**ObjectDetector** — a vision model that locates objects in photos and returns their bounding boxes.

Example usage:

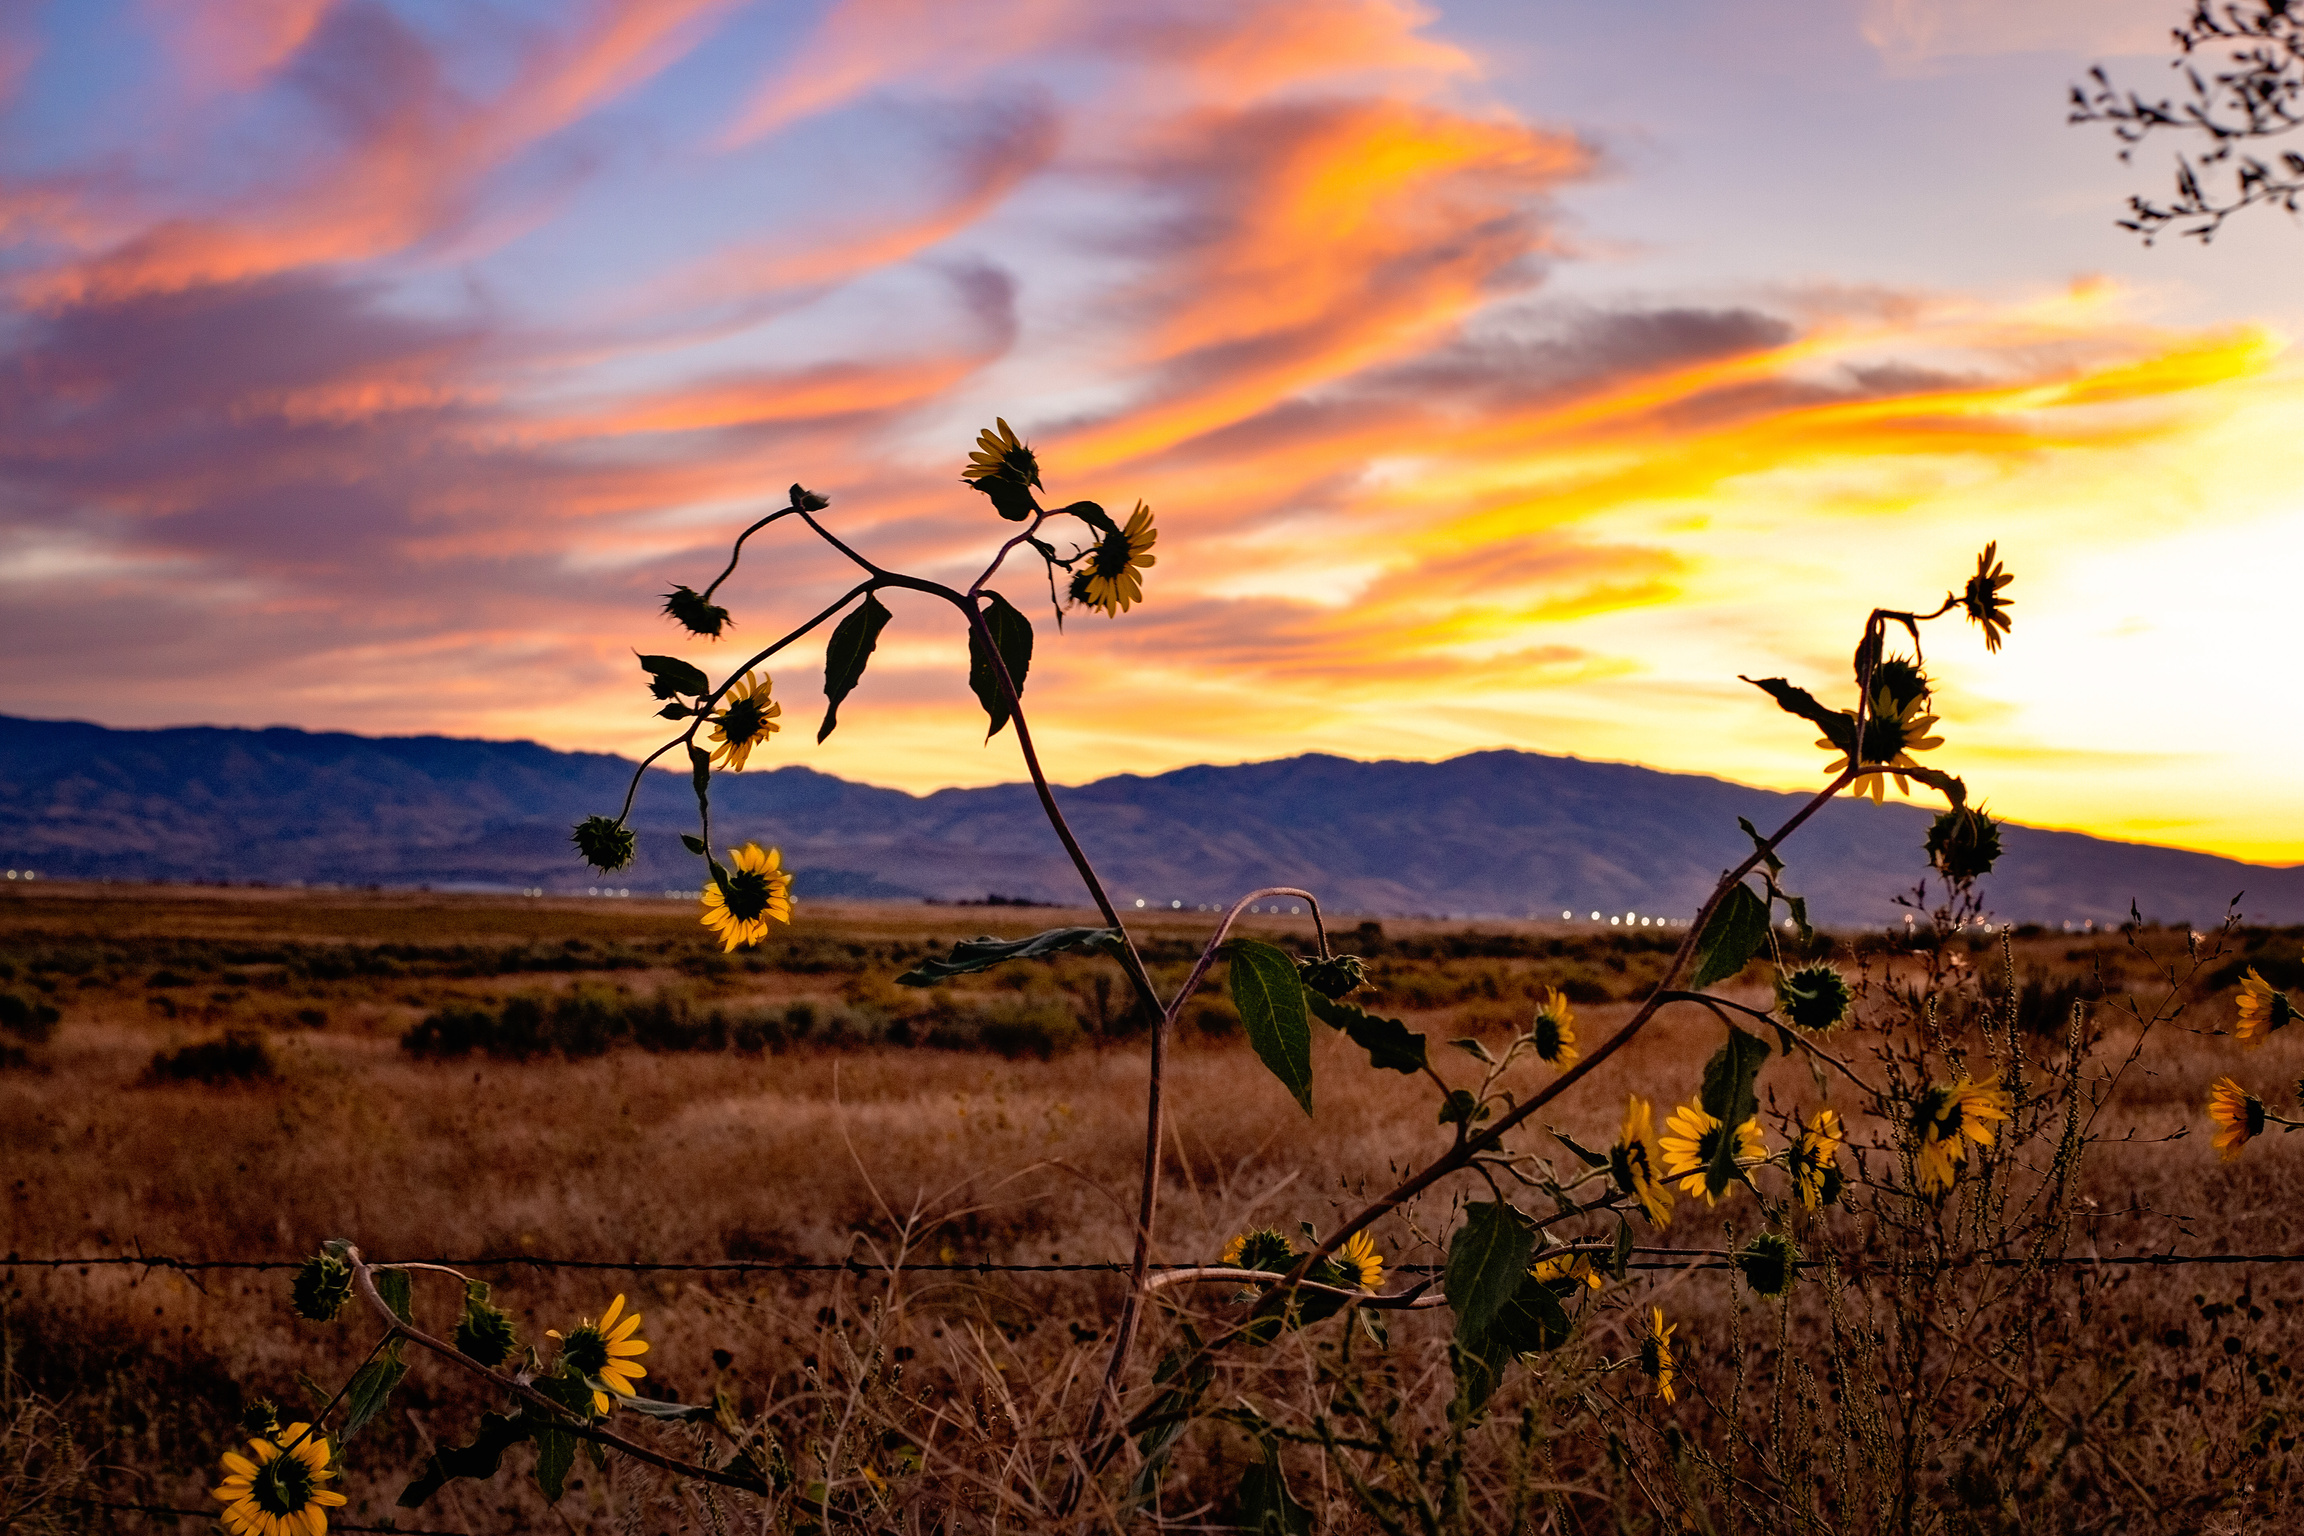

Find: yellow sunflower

[1074,502,1157,617]
[1333,1230,1384,1291]
[2208,1076,2266,1162]
[962,416,1039,488]
[1961,541,2014,653]
[547,1292,650,1415]
[699,842,793,951]
[1610,1095,1676,1228]
[1638,1307,1677,1403]
[2235,968,2296,1046]
[1659,1101,1767,1205]
[1820,687,1945,803]
[1909,1076,2011,1194]
[706,671,781,771]
[212,1422,348,1536]
[1789,1107,1844,1210]
[1532,985,1577,1069]
[1531,1250,1604,1290]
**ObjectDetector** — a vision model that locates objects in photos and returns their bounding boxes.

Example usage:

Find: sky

[3,0,2301,865]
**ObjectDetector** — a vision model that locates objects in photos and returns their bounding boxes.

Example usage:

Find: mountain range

[2,714,2298,926]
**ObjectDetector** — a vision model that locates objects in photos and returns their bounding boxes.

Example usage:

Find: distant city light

[1171,899,1182,908]
[4,870,35,880]
[1134,898,1146,908]
[1610,916,1620,925]
[1590,911,1601,921]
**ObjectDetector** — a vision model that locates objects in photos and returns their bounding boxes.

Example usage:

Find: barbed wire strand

[65,1497,465,1533]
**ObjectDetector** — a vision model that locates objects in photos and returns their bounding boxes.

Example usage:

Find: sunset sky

[4,0,2301,864]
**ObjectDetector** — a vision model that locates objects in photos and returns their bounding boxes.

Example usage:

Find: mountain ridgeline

[2,714,2298,926]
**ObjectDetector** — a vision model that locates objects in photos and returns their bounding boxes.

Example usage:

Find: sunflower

[2208,1077,2266,1161]
[1074,502,1157,617]
[2235,968,2296,1046]
[1531,1250,1604,1290]
[1331,1231,1384,1291]
[699,842,793,951]
[1961,542,2014,653]
[1819,687,1945,803]
[212,1422,348,1536]
[1659,1101,1767,1205]
[962,417,1040,489]
[1220,1228,1295,1272]
[706,671,781,771]
[1531,985,1577,1068]
[1775,964,1853,1034]
[548,1293,650,1415]
[1909,1076,2011,1194]
[1610,1095,1676,1227]
[1789,1108,1844,1210]
[1638,1307,1677,1403]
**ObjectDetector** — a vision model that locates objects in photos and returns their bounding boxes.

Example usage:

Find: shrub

[144,1031,275,1085]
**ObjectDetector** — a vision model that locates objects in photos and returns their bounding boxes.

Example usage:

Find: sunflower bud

[291,1254,352,1322]
[1866,656,1929,714]
[661,585,731,640]
[455,1286,519,1368]
[1735,1232,1800,1298]
[1925,806,2002,883]
[1299,954,1368,999]
[240,1398,281,1437]
[572,816,636,874]
[789,484,830,512]
[1775,963,1853,1033]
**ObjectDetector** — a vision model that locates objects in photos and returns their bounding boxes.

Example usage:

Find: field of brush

[5,883,2304,1533]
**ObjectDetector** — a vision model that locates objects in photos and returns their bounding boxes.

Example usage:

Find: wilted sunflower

[699,842,793,951]
[1909,1076,2011,1194]
[1075,502,1157,617]
[1820,687,1945,803]
[212,1422,348,1536]
[2236,968,2296,1046]
[2208,1077,2266,1161]
[1961,542,2014,652]
[1531,985,1578,1068]
[1659,1101,1767,1205]
[706,671,781,771]
[1638,1307,1677,1403]
[1789,1107,1844,1210]
[1331,1231,1384,1291]
[548,1293,650,1415]
[1610,1095,1676,1227]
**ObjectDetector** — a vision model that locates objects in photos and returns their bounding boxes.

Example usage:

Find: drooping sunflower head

[1220,1228,1296,1273]
[661,584,731,639]
[571,814,637,874]
[2235,968,2296,1046]
[1298,953,1368,1000]
[212,1422,346,1536]
[1532,985,1578,1068]
[1790,1107,1845,1210]
[1077,502,1157,617]
[2208,1076,2267,1161]
[1775,964,1853,1034]
[1610,1095,1675,1227]
[1961,542,2015,653]
[290,1253,352,1323]
[1925,805,2003,884]
[1735,1232,1801,1299]
[1638,1307,1677,1403]
[707,672,782,772]
[546,1293,650,1415]
[1659,1101,1766,1205]
[1327,1231,1384,1291]
[700,842,794,952]
[1909,1076,2012,1193]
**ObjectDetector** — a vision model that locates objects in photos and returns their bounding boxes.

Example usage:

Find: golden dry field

[5,883,2304,1533]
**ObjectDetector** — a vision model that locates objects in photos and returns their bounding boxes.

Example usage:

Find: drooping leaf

[1444,1201,1535,1344]
[1690,882,1771,990]
[1551,1128,1611,1169]
[1226,939,1313,1116]
[1451,1270,1569,1414]
[1448,1037,1497,1065]
[533,1426,574,1503]
[1306,991,1427,1074]
[1437,1088,1483,1126]
[817,594,892,743]
[1742,675,1850,750]
[895,927,1123,986]
[639,654,712,700]
[611,1393,720,1423]
[1610,1217,1634,1281]
[680,833,707,856]
[374,1268,413,1326]
[399,1412,534,1508]
[968,475,1038,521]
[339,1351,407,1444]
[1050,499,1119,537]
[1699,1022,1770,1129]
[1736,815,1783,876]
[966,592,1035,738]
[1896,763,1968,808]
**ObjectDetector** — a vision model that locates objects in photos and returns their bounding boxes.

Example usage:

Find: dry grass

[4,884,2303,1532]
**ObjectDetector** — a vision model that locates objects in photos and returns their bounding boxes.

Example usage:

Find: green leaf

[968,475,1038,521]
[1452,1271,1569,1414]
[1050,499,1119,537]
[1227,939,1314,1116]
[1897,763,1968,808]
[1610,1217,1634,1281]
[1126,1333,1213,1513]
[1444,1202,1535,1344]
[611,1393,719,1423]
[399,1412,533,1508]
[1736,815,1783,876]
[1437,1088,1483,1126]
[1449,1037,1496,1065]
[1691,883,1771,989]
[529,1374,593,1418]
[1551,1128,1610,1169]
[339,1351,408,1444]
[1306,992,1426,1073]
[680,833,707,856]
[894,927,1122,986]
[966,592,1035,737]
[1784,892,1813,946]
[817,594,892,743]
[374,1268,413,1326]
[1236,1445,1314,1536]
[639,654,711,700]
[1742,675,1850,750]
[657,702,689,719]
[1699,1022,1770,1129]
[533,1426,574,1503]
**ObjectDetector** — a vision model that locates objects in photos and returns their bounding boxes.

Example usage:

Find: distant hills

[1,714,2298,926]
